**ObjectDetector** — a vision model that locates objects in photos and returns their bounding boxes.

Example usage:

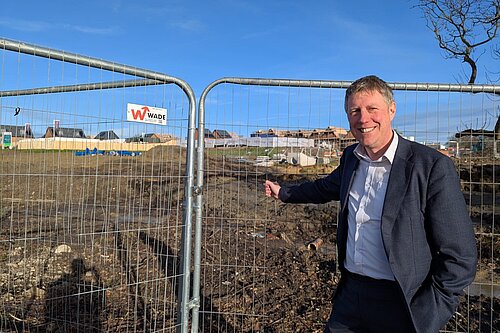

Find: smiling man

[345,80,395,161]
[264,75,477,333]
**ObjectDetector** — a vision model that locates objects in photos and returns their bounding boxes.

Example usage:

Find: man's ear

[389,101,396,120]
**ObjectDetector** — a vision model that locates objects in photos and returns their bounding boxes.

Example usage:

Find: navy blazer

[280,135,477,333]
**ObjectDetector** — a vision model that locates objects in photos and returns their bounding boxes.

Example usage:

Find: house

[212,129,232,139]
[251,128,286,138]
[155,133,177,143]
[0,124,34,146]
[0,124,34,139]
[195,128,215,140]
[125,133,161,143]
[94,130,119,140]
[44,127,86,139]
[340,131,357,149]
[252,126,355,150]
[455,128,495,139]
[310,126,347,140]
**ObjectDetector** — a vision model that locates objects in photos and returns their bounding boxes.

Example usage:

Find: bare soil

[0,148,498,332]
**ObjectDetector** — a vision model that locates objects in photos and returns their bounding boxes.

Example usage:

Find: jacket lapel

[340,148,359,210]
[381,137,414,256]
[337,146,360,267]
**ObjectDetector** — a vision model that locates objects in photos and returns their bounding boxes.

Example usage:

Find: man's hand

[264,180,281,199]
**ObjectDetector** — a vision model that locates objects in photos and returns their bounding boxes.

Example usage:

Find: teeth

[360,127,374,133]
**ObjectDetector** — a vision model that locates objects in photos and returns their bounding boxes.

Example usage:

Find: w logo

[130,106,149,120]
[127,103,166,125]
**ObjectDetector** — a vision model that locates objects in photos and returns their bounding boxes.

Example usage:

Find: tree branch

[418,0,500,84]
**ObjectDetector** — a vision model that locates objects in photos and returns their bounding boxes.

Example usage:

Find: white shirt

[344,133,399,281]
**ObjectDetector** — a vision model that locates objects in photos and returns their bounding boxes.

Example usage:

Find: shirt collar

[354,131,399,164]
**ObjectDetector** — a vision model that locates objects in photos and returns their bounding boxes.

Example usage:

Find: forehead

[347,89,386,106]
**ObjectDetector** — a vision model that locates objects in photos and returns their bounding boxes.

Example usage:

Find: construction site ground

[0,147,498,332]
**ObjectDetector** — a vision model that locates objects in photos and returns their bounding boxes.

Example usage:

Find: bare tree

[418,0,500,84]
[489,43,500,83]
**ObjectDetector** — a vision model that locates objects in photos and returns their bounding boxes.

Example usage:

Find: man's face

[346,90,395,159]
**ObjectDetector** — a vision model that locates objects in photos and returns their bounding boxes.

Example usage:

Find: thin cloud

[329,13,387,39]
[126,2,184,17]
[64,24,119,35]
[217,0,261,14]
[171,19,205,32]
[108,2,203,33]
[327,13,416,56]
[0,17,50,32]
[241,26,284,40]
[111,0,123,13]
[0,17,117,35]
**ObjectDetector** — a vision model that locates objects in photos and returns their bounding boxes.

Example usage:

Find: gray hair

[344,75,394,112]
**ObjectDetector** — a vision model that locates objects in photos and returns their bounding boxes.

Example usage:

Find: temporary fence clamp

[192,186,202,196]
[187,297,200,309]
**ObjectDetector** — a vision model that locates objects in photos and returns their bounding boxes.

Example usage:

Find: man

[264,75,477,333]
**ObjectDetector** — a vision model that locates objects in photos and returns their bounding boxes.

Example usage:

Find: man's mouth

[359,127,375,133]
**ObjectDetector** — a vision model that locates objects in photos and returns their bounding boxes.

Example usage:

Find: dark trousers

[324,271,415,333]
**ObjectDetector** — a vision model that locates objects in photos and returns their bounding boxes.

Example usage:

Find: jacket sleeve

[409,155,477,333]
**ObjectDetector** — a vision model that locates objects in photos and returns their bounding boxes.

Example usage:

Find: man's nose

[358,109,370,123]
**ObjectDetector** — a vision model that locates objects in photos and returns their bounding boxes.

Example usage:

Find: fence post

[0,37,198,333]
[192,76,499,333]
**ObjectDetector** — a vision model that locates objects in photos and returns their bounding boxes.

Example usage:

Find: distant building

[44,127,86,139]
[94,130,119,140]
[0,124,34,139]
[228,131,239,139]
[212,129,232,139]
[425,143,444,150]
[155,133,177,143]
[310,126,347,140]
[340,131,357,150]
[252,126,355,150]
[203,136,315,149]
[251,129,280,138]
[125,133,161,143]
[195,128,215,140]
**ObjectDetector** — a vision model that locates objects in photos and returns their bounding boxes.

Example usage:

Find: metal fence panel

[0,38,197,333]
[195,78,499,333]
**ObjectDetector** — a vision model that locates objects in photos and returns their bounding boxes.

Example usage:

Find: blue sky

[0,1,498,142]
[2,0,497,95]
